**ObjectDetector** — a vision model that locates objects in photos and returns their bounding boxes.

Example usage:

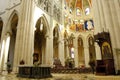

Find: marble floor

[0,73,120,80]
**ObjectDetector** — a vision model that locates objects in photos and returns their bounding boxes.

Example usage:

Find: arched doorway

[34,17,47,65]
[88,36,96,61]
[7,13,18,70]
[53,24,59,59]
[78,36,84,67]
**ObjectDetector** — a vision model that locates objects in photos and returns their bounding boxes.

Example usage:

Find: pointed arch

[77,34,84,46]
[4,10,19,72]
[53,23,60,59]
[77,34,85,67]
[41,14,50,36]
[6,10,19,35]
[78,35,84,47]
[87,34,96,63]
[53,23,59,38]
[34,14,50,64]
[8,10,19,23]
[35,14,50,37]
[86,34,93,46]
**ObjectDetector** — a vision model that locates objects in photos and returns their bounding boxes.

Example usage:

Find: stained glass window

[76,8,81,16]
[85,7,90,15]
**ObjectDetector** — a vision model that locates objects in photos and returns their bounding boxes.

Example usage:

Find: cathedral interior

[0,0,120,80]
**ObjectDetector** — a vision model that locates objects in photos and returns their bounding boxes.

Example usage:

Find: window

[76,8,81,16]
[85,7,90,15]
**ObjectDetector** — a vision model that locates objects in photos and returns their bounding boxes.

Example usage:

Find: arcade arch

[2,11,19,71]
[53,24,59,59]
[88,36,96,61]
[34,16,49,64]
[77,35,85,67]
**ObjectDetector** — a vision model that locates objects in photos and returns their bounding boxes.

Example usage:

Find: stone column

[113,0,120,73]
[26,0,35,65]
[108,0,120,74]
[101,0,118,74]
[59,42,64,66]
[92,0,103,34]
[108,0,120,48]
[92,0,104,61]
[73,37,78,67]
[49,36,53,66]
[2,33,10,74]
[45,36,51,65]
[22,0,35,65]
[58,37,65,66]
[0,40,5,72]
[84,46,90,67]
[62,41,65,66]
[66,42,70,58]
[0,20,9,73]
[13,0,35,72]
[12,19,23,72]
[113,0,120,29]
[101,0,116,45]
[97,0,106,32]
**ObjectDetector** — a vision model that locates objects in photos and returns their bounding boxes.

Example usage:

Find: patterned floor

[0,73,120,80]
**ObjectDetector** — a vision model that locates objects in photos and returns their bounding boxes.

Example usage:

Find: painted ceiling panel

[76,0,82,9]
[67,0,92,10]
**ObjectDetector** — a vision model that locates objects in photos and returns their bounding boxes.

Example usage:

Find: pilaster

[2,33,10,71]
[92,0,102,34]
[113,0,120,29]
[109,0,120,73]
[46,35,53,66]
[0,40,5,72]
[73,37,78,67]
[108,0,120,48]
[98,0,106,31]
[58,37,65,66]
[101,0,118,74]
[84,46,90,67]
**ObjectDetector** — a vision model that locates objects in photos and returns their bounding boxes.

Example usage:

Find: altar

[17,65,52,78]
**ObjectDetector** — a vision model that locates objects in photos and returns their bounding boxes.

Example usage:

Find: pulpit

[94,32,115,75]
